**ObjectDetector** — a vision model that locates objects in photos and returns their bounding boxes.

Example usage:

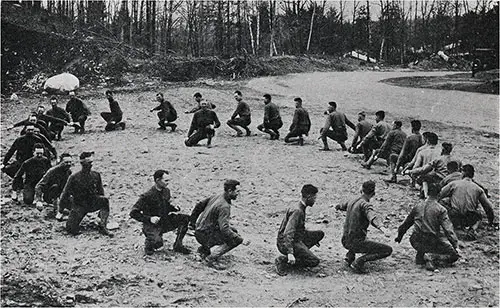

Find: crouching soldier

[60,152,113,237]
[275,184,324,276]
[34,153,73,219]
[150,93,177,131]
[12,143,52,205]
[190,180,243,268]
[396,183,460,271]
[130,170,191,255]
[185,101,221,148]
[336,181,392,274]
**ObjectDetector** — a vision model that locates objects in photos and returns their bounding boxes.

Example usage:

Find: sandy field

[1,70,498,307]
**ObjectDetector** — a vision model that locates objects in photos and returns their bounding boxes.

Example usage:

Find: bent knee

[383,246,393,256]
[230,235,244,248]
[306,256,320,267]
[317,230,325,241]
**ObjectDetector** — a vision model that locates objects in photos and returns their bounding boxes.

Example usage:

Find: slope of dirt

[1,71,498,307]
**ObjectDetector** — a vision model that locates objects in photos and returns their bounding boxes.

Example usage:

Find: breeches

[143,213,189,249]
[409,232,458,261]
[185,128,215,146]
[277,230,324,267]
[323,129,347,142]
[66,196,110,234]
[101,112,122,123]
[227,117,251,127]
[195,227,243,249]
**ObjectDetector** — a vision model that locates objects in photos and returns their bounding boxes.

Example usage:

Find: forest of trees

[14,0,500,64]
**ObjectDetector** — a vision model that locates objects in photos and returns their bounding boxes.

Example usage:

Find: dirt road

[1,71,498,307]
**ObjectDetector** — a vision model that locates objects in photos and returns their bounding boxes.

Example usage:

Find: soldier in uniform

[60,152,113,237]
[284,98,311,146]
[130,170,191,255]
[227,90,251,137]
[150,93,177,131]
[185,101,221,148]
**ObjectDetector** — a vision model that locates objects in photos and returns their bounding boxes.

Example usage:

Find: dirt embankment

[3,2,465,96]
[381,70,500,95]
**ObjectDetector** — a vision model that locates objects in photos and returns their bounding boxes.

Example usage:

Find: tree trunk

[216,1,224,56]
[145,0,150,51]
[256,1,260,53]
[269,0,276,56]
[339,0,344,52]
[247,4,256,55]
[401,0,405,64]
[199,1,205,56]
[237,0,242,52]
[152,0,156,54]
[306,3,315,52]
[139,0,144,37]
[379,37,385,61]
[353,0,358,24]
[226,1,231,56]
[366,0,371,60]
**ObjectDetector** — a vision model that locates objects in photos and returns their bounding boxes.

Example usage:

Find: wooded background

[11,0,500,64]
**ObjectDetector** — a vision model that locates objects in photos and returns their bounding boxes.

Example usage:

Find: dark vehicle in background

[471,48,499,77]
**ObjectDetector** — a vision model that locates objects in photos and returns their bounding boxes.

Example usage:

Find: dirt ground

[1,70,498,307]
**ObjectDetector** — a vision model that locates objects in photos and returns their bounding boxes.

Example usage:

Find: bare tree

[353,0,359,23]
[306,1,316,52]
[256,0,261,53]
[269,0,277,56]
[366,0,371,59]
[247,2,256,54]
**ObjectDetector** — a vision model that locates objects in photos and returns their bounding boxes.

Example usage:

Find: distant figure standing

[185,92,216,114]
[471,58,481,77]
[257,94,283,140]
[66,91,91,133]
[12,143,52,205]
[130,170,191,255]
[396,183,460,271]
[101,90,125,131]
[319,101,356,151]
[150,92,177,131]
[46,96,71,140]
[336,181,392,274]
[275,184,324,276]
[60,152,113,237]
[190,180,244,268]
[227,90,251,137]
[185,101,221,148]
[284,97,311,146]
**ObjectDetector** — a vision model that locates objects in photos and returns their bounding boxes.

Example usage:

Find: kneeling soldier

[396,183,460,271]
[275,184,324,276]
[190,180,244,267]
[336,181,392,273]
[130,170,191,255]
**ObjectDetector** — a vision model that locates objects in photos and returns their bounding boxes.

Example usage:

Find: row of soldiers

[1,89,497,275]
